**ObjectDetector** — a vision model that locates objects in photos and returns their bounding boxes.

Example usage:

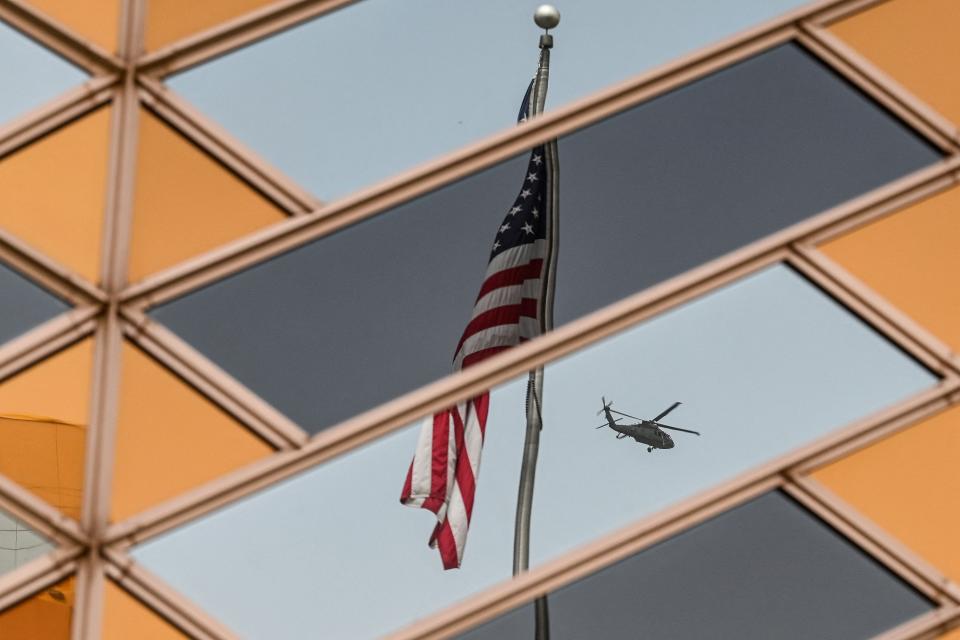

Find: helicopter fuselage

[604,409,674,450]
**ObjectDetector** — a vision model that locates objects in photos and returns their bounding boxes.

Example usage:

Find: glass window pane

[0,339,93,519]
[459,492,931,640]
[819,185,960,352]
[129,110,287,282]
[0,262,68,347]
[0,20,86,126]
[830,0,960,125]
[23,0,120,53]
[153,44,941,433]
[0,576,73,639]
[0,107,112,283]
[170,1,812,200]
[102,580,186,640]
[0,508,54,576]
[144,0,277,51]
[133,265,936,639]
[111,341,274,522]
[813,404,960,583]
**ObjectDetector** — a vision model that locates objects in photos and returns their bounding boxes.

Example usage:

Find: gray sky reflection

[169,0,807,199]
[133,265,936,639]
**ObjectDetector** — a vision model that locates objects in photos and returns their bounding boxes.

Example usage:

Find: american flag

[400,82,552,569]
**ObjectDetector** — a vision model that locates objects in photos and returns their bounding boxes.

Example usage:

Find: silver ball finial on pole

[534,5,559,48]
[534,4,560,30]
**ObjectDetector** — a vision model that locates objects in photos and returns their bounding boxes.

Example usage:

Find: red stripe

[399,461,413,503]
[432,520,460,570]
[450,407,476,519]
[461,346,510,369]
[474,259,543,302]
[454,298,539,363]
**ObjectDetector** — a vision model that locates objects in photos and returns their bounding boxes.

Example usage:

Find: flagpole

[513,6,560,639]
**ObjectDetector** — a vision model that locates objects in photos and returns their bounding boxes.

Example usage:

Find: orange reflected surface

[111,342,273,521]
[819,186,960,351]
[25,0,119,53]
[128,110,286,282]
[0,576,73,639]
[0,108,111,283]
[145,0,277,50]
[0,340,92,519]
[813,405,960,581]
[103,580,186,639]
[830,0,960,124]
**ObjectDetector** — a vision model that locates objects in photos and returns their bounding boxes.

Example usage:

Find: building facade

[0,0,957,637]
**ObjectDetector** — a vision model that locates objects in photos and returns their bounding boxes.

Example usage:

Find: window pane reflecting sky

[0,21,86,126]
[169,0,810,199]
[153,43,940,434]
[134,265,937,639]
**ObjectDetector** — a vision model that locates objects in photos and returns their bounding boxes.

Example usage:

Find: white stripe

[404,413,437,506]
[470,276,541,319]
[452,325,520,371]
[484,239,547,278]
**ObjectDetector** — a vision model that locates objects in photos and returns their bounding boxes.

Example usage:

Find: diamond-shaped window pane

[0,20,87,127]
[134,265,937,639]
[153,44,941,435]
[0,262,68,347]
[169,0,813,200]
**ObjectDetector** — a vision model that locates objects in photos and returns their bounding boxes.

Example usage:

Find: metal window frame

[0,0,956,638]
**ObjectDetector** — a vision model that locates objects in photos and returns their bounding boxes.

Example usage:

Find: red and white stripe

[400,239,547,569]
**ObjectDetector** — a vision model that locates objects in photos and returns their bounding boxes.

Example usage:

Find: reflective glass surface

[0,20,86,126]
[111,342,273,522]
[0,509,54,576]
[170,0,811,199]
[819,185,960,352]
[459,492,931,640]
[0,339,93,519]
[102,580,186,640]
[25,0,119,53]
[0,262,68,347]
[0,107,112,282]
[830,0,960,126]
[128,110,287,282]
[145,0,276,51]
[0,576,73,638]
[154,44,941,433]
[814,404,960,583]
[134,265,936,639]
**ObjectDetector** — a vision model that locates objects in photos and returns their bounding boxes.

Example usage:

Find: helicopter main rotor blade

[608,408,645,422]
[652,401,682,422]
[658,423,700,436]
[594,418,622,429]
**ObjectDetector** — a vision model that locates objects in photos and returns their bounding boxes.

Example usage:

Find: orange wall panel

[0,340,92,519]
[0,577,73,639]
[26,0,120,53]
[144,0,277,50]
[813,405,960,581]
[819,186,960,351]
[830,0,960,124]
[0,108,111,283]
[102,581,186,640]
[111,342,273,521]
[128,110,286,281]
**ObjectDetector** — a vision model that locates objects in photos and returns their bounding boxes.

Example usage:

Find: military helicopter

[594,398,700,452]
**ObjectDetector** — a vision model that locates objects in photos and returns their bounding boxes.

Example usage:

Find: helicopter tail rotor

[597,396,613,416]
